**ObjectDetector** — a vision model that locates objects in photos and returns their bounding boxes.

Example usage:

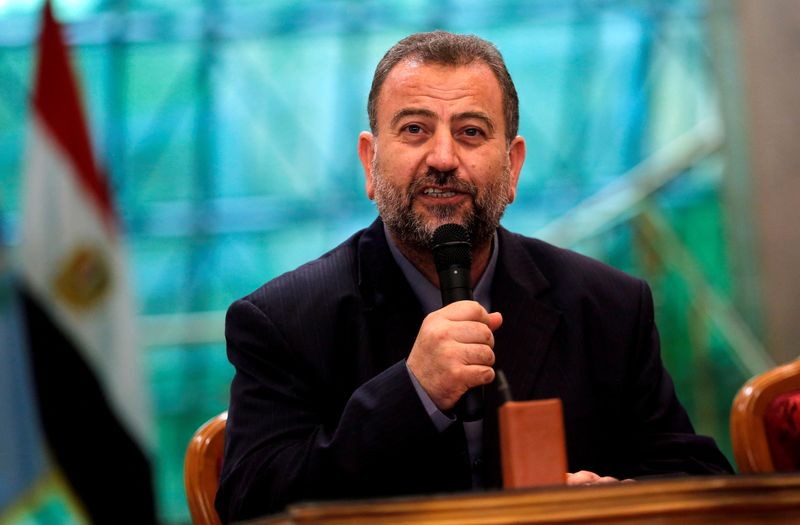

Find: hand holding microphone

[406,224,501,421]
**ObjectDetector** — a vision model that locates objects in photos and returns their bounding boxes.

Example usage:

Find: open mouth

[422,187,460,198]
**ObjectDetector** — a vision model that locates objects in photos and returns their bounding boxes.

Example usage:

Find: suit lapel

[483,228,562,487]
[357,219,425,373]
[491,228,561,401]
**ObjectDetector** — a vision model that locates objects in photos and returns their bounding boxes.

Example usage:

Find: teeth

[423,188,456,198]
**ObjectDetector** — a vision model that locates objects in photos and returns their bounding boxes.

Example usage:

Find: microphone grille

[432,223,472,272]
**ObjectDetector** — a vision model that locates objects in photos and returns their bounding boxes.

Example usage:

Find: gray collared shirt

[384,224,499,488]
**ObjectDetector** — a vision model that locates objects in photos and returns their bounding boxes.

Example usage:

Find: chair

[185,411,227,525]
[730,359,800,473]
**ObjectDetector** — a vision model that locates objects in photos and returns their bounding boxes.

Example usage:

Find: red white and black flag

[17,2,156,523]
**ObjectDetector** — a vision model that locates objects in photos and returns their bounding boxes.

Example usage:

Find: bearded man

[216,31,732,524]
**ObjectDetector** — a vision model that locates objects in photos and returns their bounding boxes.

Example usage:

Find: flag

[0,265,86,524]
[15,2,157,523]
[0,264,48,516]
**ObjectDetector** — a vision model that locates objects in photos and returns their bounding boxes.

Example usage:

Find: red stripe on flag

[32,1,116,229]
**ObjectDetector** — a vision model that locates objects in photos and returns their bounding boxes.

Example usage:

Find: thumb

[487,311,503,331]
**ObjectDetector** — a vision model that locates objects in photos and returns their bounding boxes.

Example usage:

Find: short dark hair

[367,30,519,144]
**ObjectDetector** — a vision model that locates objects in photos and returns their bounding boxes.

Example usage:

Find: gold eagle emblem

[53,245,112,310]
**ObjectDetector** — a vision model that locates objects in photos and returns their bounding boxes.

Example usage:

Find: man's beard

[371,157,512,252]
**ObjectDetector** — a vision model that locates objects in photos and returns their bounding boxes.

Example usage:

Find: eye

[404,124,423,134]
[463,127,483,137]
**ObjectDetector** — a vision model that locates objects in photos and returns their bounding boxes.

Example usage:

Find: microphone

[432,223,484,421]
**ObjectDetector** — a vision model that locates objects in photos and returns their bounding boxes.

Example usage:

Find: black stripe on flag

[20,285,157,525]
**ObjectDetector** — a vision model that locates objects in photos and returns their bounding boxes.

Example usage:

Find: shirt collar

[383,223,498,315]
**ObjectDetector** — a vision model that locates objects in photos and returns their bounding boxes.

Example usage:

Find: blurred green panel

[148,343,233,524]
[0,47,33,219]
[125,45,208,203]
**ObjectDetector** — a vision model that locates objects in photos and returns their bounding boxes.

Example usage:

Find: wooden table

[252,474,800,524]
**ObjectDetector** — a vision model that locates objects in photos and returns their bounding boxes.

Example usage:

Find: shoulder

[499,228,649,310]
[232,227,367,321]
[503,229,642,282]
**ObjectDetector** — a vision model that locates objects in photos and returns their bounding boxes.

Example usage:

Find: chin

[418,204,471,229]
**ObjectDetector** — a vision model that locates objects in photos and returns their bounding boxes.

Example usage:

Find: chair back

[731,359,800,473]
[185,411,227,525]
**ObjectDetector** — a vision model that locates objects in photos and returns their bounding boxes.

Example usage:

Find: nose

[426,129,459,173]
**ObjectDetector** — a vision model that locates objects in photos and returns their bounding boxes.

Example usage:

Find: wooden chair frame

[730,359,800,473]
[185,411,227,525]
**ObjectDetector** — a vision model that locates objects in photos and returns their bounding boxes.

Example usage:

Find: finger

[444,303,503,334]
[595,476,620,484]
[440,300,490,322]
[487,311,503,331]
[566,474,583,486]
[567,471,600,485]
[449,321,495,347]
[462,344,495,366]
[463,364,495,388]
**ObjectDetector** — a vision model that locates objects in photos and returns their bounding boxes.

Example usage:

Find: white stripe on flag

[19,115,151,451]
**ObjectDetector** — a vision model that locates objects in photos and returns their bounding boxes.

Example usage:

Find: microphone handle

[455,387,484,421]
[438,267,484,422]
[438,266,472,303]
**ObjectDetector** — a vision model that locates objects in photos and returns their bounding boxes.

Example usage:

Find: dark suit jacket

[216,218,732,523]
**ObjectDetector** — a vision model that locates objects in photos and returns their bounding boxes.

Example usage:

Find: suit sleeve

[214,299,465,523]
[624,281,734,478]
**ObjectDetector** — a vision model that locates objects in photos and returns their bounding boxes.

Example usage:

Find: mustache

[408,168,477,198]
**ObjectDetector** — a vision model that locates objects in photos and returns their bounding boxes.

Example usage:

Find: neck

[389,231,492,289]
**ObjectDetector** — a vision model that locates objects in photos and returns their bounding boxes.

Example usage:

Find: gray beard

[371,157,512,252]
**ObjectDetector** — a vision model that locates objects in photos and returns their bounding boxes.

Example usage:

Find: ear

[358,131,376,200]
[506,136,526,203]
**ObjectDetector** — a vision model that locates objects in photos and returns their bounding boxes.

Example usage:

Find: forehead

[375,59,504,126]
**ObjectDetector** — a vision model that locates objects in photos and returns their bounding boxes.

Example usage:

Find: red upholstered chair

[184,411,227,525]
[731,359,800,473]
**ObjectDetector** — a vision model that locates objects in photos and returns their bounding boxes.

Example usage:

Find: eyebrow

[390,107,496,136]
[390,108,437,129]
